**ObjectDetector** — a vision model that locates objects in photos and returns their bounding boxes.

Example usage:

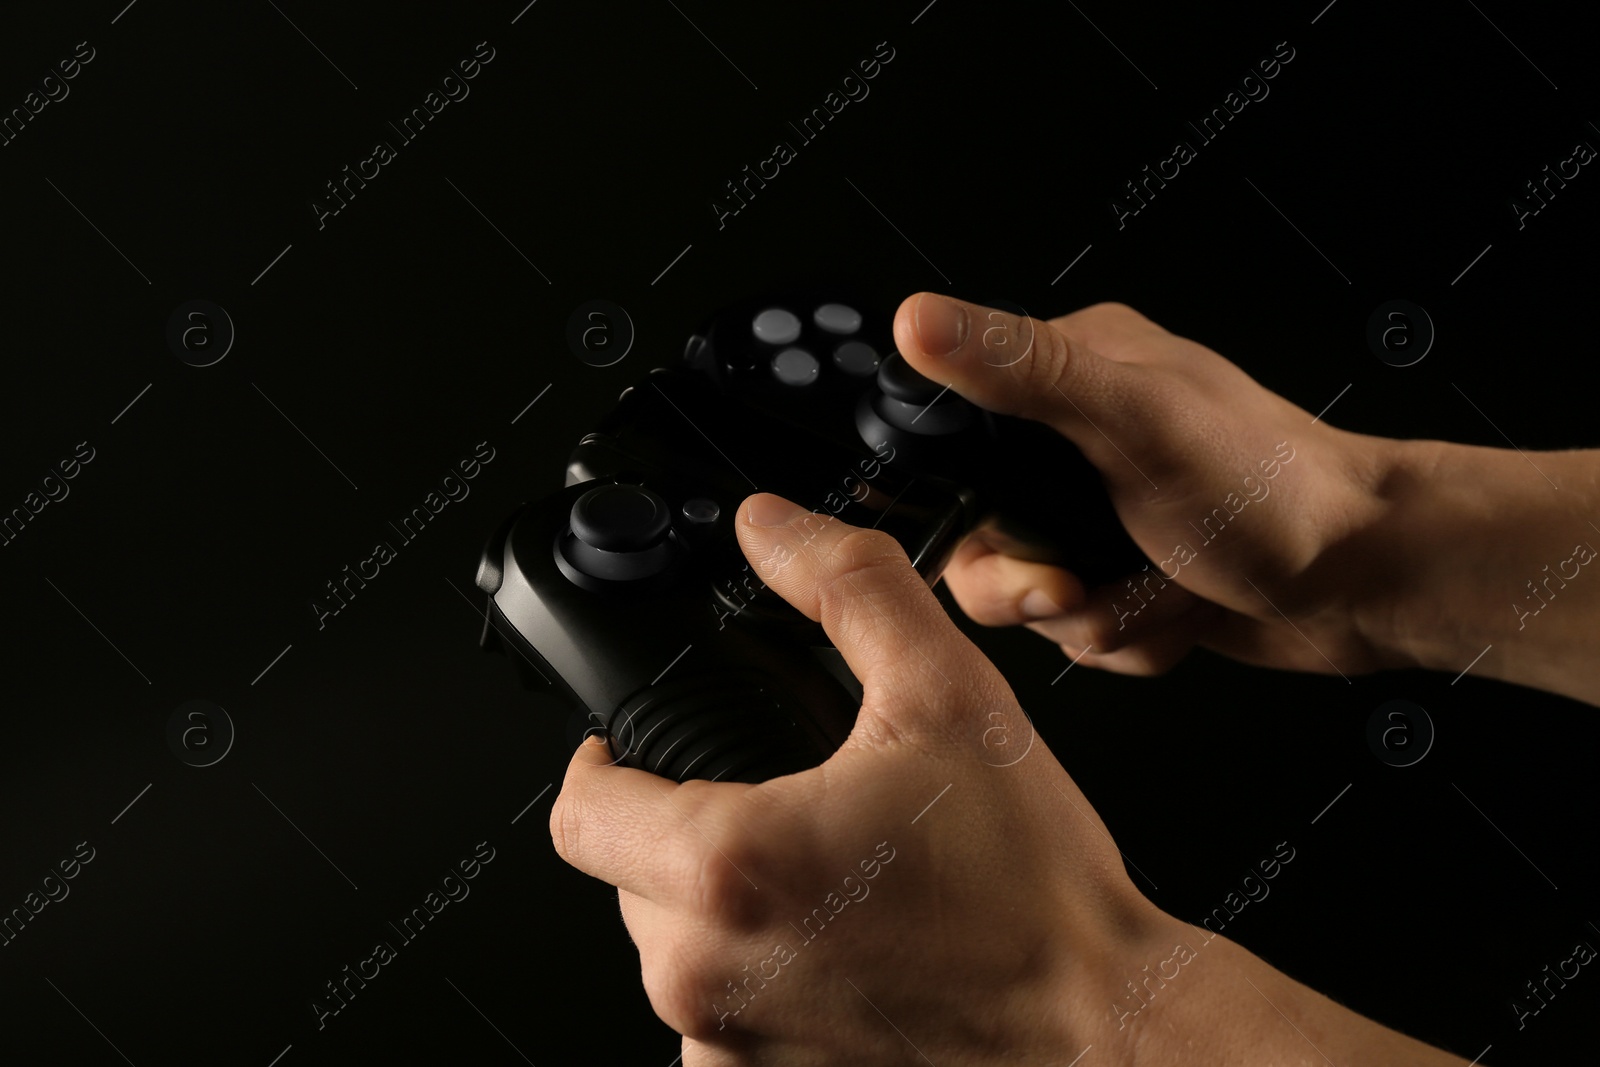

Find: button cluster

[748,302,881,386]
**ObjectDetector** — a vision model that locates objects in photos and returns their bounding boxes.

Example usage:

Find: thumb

[892,292,1147,475]
[734,493,1009,750]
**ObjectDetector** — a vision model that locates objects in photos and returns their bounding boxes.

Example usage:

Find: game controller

[476,292,1148,783]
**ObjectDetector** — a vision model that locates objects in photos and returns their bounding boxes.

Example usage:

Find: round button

[832,340,880,376]
[751,307,802,345]
[682,498,721,524]
[876,351,945,404]
[569,484,670,552]
[771,347,820,386]
[813,303,862,334]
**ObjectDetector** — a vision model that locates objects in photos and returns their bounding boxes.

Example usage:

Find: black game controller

[477,292,1147,783]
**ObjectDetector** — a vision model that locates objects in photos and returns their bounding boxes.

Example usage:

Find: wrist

[1116,917,1475,1066]
[1336,434,1467,672]
[1340,433,1520,673]
[1343,435,1600,701]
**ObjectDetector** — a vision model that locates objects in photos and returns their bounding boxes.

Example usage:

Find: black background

[1,0,1596,1063]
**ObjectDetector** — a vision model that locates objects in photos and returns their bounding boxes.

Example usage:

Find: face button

[813,303,863,335]
[752,307,802,345]
[832,340,880,377]
[771,347,820,386]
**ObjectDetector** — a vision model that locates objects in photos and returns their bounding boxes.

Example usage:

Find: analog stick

[876,350,945,404]
[571,483,669,550]
[868,352,972,435]
[559,483,678,583]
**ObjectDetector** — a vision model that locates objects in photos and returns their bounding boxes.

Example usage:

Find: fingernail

[915,293,969,357]
[1021,590,1064,618]
[744,493,807,527]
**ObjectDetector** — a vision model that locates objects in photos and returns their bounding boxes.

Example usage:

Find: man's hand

[549,495,1473,1065]
[552,492,1144,1063]
[897,293,1600,704]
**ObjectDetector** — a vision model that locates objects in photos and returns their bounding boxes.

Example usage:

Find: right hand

[893,293,1407,680]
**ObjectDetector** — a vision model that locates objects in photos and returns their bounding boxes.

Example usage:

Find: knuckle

[684,841,755,923]
[668,786,764,928]
[978,308,1033,364]
[1071,611,1135,653]
[1087,299,1143,320]
[815,527,906,593]
[812,529,924,642]
[548,793,582,864]
[1023,321,1077,400]
[950,588,1011,627]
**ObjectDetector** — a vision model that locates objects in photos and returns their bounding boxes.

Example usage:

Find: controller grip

[594,670,849,783]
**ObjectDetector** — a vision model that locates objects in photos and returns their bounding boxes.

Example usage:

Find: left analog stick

[570,483,670,552]
[560,484,679,584]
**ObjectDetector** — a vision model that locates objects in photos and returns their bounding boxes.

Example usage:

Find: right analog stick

[871,352,972,435]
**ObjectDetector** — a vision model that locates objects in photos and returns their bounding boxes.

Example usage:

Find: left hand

[548,491,1163,1065]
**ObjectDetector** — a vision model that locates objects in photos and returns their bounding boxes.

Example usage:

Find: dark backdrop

[1,1,1595,1063]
